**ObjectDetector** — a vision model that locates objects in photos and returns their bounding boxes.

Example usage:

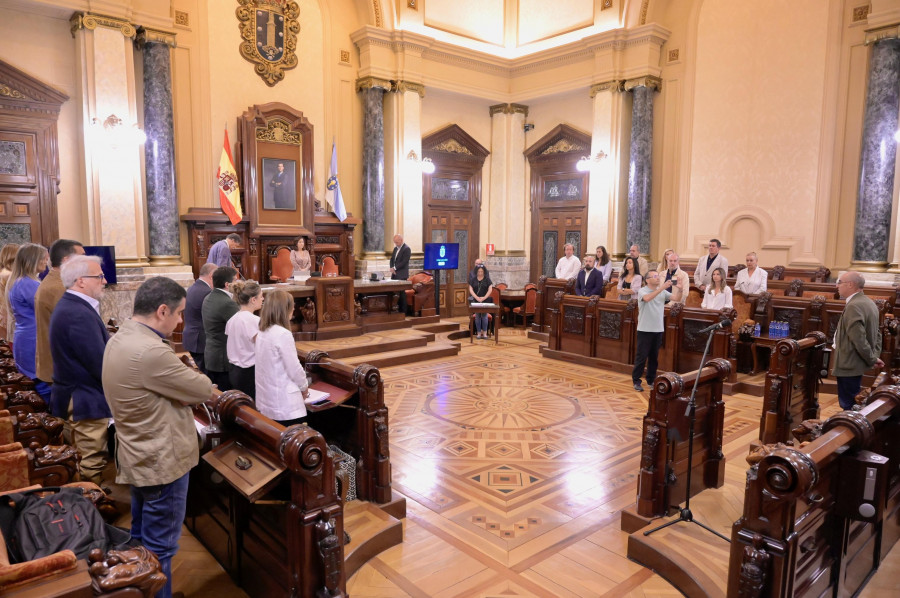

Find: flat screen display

[82,245,117,285]
[423,243,459,271]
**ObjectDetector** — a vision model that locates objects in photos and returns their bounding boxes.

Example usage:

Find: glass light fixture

[421,157,436,174]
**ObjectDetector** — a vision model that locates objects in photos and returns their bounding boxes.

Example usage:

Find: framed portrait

[262,158,296,210]
[238,103,315,237]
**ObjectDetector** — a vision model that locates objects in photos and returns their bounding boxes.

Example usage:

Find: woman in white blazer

[255,289,309,425]
[701,268,733,310]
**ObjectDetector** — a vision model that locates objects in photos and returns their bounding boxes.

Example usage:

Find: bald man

[832,271,883,409]
[390,234,411,314]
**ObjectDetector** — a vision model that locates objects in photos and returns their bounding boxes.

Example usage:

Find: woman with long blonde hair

[6,243,50,398]
[0,243,20,341]
[254,290,309,425]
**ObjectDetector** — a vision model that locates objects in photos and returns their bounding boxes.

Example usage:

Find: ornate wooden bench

[728,384,900,597]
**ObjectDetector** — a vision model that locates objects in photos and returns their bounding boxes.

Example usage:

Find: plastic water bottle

[776,322,784,338]
[753,323,760,337]
[767,322,772,337]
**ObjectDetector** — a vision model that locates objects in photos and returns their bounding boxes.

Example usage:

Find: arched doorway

[422,125,489,316]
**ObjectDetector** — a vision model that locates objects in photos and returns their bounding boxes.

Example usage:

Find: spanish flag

[217,129,242,225]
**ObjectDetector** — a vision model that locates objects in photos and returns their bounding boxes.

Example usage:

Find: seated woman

[290,236,311,273]
[701,267,733,310]
[225,280,263,397]
[255,289,309,426]
[617,256,642,301]
[468,265,493,340]
[6,243,50,399]
[734,251,767,295]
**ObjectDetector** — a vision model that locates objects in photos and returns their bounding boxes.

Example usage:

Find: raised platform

[296,325,464,368]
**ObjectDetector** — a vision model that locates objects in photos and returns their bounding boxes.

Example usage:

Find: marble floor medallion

[424,384,582,430]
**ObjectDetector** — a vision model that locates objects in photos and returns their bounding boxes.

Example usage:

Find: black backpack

[0,486,133,562]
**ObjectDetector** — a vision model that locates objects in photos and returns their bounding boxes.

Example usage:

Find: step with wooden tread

[344,342,460,368]
[306,334,434,360]
[412,321,465,333]
[343,500,403,577]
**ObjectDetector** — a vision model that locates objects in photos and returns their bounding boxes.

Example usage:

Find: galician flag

[217,129,242,225]
[326,140,347,222]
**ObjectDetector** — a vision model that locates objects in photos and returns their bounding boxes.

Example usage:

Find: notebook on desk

[304,387,332,407]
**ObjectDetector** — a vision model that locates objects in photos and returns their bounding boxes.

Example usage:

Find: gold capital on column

[393,80,426,98]
[623,75,662,92]
[489,103,529,117]
[356,76,392,93]
[865,24,900,44]
[135,27,177,49]
[70,12,137,39]
[589,80,624,97]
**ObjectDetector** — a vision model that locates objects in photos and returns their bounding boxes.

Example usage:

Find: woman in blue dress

[5,243,50,399]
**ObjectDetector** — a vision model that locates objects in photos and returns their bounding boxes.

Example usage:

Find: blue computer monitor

[423,243,459,270]
[82,246,117,285]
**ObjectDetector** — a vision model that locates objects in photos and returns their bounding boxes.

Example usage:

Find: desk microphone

[697,319,732,334]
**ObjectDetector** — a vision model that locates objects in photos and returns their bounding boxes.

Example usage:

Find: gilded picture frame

[236,0,300,87]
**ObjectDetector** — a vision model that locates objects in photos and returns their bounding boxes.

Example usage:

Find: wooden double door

[425,209,475,317]
[422,125,489,317]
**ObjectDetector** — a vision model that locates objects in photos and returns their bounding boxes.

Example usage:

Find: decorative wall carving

[255,118,302,145]
[541,139,584,155]
[432,138,473,155]
[597,311,622,340]
[562,306,585,335]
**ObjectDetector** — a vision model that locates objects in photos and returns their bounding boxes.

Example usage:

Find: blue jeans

[836,375,862,410]
[474,313,489,334]
[131,472,190,598]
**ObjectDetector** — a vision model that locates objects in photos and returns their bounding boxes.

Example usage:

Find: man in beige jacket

[102,277,212,598]
[661,252,689,304]
[35,238,83,383]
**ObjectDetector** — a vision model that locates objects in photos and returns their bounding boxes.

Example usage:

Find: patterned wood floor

[158,324,899,597]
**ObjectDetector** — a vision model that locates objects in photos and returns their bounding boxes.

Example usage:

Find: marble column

[357,78,390,256]
[588,80,626,256]
[137,28,180,266]
[852,37,900,270]
[624,76,660,255]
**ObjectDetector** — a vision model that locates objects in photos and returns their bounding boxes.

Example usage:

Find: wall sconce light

[92,114,146,146]
[576,150,608,172]
[406,149,435,174]
[895,129,900,143]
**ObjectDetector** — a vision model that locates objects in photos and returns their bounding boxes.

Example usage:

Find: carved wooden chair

[321,256,339,277]
[405,271,435,316]
[511,284,538,328]
[0,409,64,448]
[269,246,294,282]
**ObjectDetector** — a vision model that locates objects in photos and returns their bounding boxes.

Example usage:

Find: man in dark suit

[832,271,883,409]
[48,255,110,485]
[183,263,216,373]
[575,255,605,297]
[202,266,239,390]
[390,234,411,314]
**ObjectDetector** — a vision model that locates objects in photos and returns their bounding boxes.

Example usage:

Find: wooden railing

[187,390,346,598]
[758,332,828,445]
[635,358,730,518]
[532,276,575,334]
[728,384,900,597]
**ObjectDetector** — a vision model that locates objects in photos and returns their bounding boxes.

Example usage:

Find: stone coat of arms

[236,0,300,86]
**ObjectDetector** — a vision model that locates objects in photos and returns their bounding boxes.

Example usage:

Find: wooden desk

[469,303,500,345]
[305,379,354,413]
[750,334,780,374]
[500,289,526,325]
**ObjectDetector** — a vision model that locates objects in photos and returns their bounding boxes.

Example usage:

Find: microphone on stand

[697,318,732,334]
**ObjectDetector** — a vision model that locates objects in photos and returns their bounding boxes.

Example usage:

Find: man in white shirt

[694,238,729,291]
[555,243,582,280]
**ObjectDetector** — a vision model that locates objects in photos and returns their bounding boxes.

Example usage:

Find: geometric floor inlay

[425,384,582,430]
[469,464,543,495]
